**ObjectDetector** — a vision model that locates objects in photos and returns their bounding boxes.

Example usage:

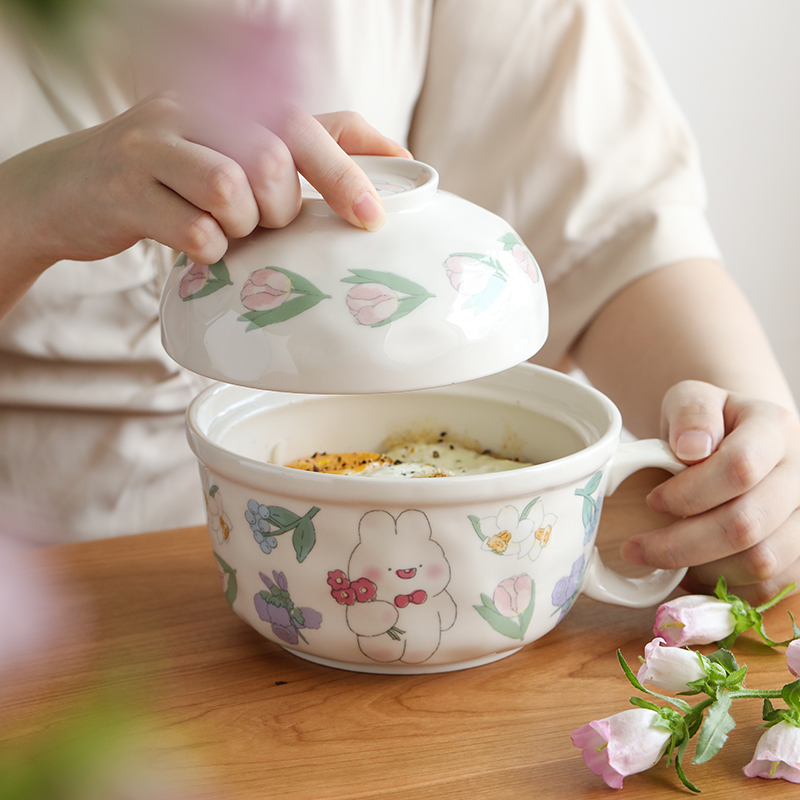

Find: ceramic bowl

[187,363,686,674]
[160,156,548,394]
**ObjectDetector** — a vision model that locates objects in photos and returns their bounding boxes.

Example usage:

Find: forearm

[569,258,798,437]
[0,143,64,319]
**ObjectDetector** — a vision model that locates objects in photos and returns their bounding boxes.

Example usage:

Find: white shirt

[0,0,720,541]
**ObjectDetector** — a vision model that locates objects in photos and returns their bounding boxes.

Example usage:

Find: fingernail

[675,431,713,462]
[620,540,646,566]
[646,490,669,515]
[353,192,384,231]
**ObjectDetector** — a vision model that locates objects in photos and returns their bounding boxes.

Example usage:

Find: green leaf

[292,509,320,563]
[628,696,662,713]
[519,582,536,636]
[673,754,701,794]
[469,514,486,541]
[705,648,740,673]
[239,291,331,329]
[182,277,232,301]
[581,471,603,497]
[472,603,524,639]
[693,693,735,765]
[208,259,233,286]
[369,293,432,327]
[724,665,748,689]
[173,252,188,268]
[782,679,800,712]
[497,232,522,250]
[266,266,327,297]
[342,269,432,298]
[519,496,540,521]
[266,507,301,529]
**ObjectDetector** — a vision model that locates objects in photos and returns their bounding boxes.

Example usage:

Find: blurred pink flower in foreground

[571,708,671,789]
[241,268,292,311]
[0,533,57,673]
[788,639,800,678]
[346,283,399,326]
[743,721,800,783]
[653,594,736,646]
[637,637,708,693]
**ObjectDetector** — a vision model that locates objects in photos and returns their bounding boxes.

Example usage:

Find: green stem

[756,582,797,613]
[728,689,784,700]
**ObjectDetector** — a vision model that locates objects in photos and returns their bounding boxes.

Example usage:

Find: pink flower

[493,574,533,618]
[444,256,492,296]
[179,261,209,298]
[788,639,800,678]
[240,268,292,311]
[346,283,399,326]
[349,577,377,603]
[572,708,671,789]
[511,243,539,283]
[327,570,349,590]
[653,595,736,646]
[637,638,708,692]
[331,587,356,606]
[743,721,800,783]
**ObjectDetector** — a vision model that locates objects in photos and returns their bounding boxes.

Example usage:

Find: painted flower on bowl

[444,256,493,296]
[240,268,293,311]
[472,499,556,561]
[254,570,322,646]
[346,283,400,326]
[179,261,210,299]
[511,243,540,283]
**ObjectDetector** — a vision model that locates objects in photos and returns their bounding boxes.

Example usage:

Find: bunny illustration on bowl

[327,509,457,665]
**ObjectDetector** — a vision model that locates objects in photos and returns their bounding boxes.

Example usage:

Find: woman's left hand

[620,379,800,605]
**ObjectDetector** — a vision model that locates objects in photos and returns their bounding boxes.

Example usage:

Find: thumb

[660,380,728,464]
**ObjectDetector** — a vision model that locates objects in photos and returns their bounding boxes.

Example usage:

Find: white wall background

[625,0,799,406]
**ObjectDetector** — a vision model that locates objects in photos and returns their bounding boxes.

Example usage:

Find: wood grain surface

[3,469,798,799]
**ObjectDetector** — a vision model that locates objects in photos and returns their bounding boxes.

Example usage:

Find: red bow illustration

[394,589,428,608]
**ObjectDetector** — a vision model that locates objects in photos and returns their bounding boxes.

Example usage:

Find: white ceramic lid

[159,156,548,394]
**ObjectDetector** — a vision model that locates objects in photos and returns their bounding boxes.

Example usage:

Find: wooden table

[3,469,798,799]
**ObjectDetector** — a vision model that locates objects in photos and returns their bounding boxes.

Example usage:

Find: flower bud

[788,639,800,678]
[346,283,399,326]
[637,637,708,692]
[178,261,209,299]
[742,721,800,783]
[493,574,533,618]
[653,595,736,646]
[241,268,292,311]
[444,256,492,296]
[572,708,671,789]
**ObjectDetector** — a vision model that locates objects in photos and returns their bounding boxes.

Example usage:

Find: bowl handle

[580,439,687,609]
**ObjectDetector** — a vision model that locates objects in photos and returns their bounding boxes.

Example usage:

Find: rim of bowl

[185,364,623,504]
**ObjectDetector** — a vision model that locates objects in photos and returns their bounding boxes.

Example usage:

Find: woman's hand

[0,95,410,317]
[621,380,800,604]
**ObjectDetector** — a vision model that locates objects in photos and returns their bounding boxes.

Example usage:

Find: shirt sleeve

[408,0,721,366]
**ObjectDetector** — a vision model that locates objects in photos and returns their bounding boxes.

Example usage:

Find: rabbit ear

[357,509,397,542]
[395,509,432,541]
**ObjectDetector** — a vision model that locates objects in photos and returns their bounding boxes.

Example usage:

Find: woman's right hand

[0,95,410,316]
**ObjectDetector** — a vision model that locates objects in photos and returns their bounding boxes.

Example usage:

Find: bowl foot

[282,647,523,674]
